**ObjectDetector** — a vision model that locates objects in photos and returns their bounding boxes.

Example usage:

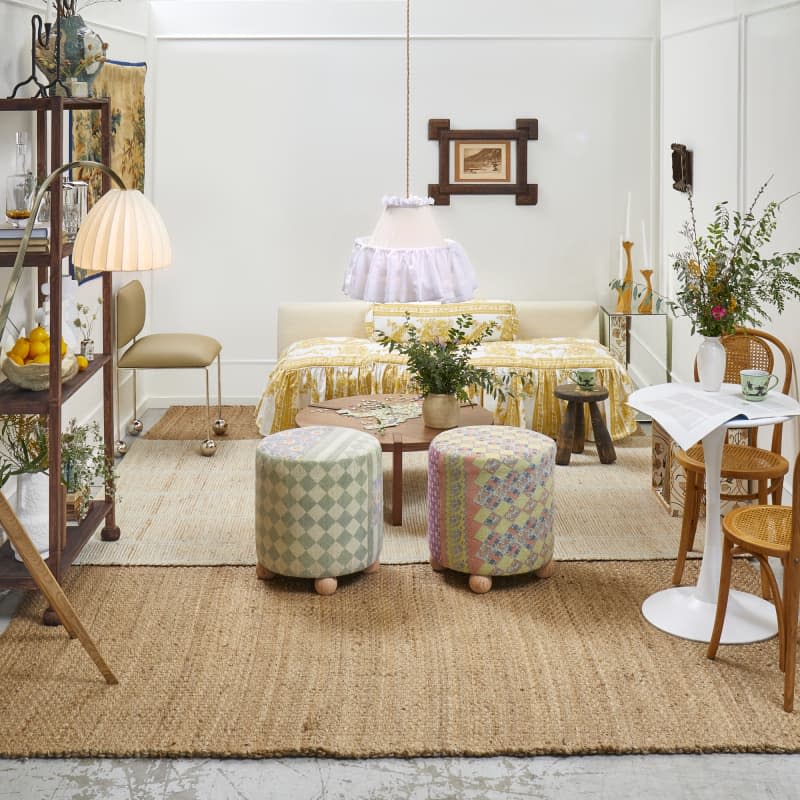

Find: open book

[627,383,800,450]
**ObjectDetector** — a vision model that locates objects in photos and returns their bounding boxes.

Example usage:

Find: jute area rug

[1,560,798,757]
[76,433,689,566]
[143,404,261,440]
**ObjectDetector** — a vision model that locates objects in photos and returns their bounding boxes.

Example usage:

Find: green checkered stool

[255,425,383,595]
[428,425,556,594]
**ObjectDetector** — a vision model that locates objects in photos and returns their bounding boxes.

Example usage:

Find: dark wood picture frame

[428,119,538,205]
[454,141,511,183]
[670,143,692,192]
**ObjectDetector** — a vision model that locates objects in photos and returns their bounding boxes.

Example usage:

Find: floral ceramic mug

[740,369,779,401]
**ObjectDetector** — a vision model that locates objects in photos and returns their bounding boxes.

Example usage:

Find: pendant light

[342,0,477,303]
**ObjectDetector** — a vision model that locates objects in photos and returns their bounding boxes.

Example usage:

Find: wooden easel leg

[0,493,118,685]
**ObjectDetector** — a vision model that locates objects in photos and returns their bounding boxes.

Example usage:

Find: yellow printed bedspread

[256,336,638,440]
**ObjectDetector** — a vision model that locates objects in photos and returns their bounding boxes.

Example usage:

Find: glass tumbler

[63,184,80,239]
[5,173,35,226]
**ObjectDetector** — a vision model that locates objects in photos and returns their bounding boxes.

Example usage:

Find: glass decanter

[5,132,35,227]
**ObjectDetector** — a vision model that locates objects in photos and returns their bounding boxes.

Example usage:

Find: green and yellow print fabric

[256,335,637,442]
[365,301,519,343]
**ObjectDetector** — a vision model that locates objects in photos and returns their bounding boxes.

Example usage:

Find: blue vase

[36,14,107,96]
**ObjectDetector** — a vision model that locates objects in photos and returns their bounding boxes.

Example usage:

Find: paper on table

[628,383,800,450]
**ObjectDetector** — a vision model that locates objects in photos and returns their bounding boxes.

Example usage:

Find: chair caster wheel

[128,419,143,436]
[115,439,129,456]
[200,439,217,456]
[213,418,228,436]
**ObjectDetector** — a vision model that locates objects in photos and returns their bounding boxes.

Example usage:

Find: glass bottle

[5,132,36,226]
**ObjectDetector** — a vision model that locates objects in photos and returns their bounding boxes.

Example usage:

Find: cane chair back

[672,328,793,585]
[707,455,800,712]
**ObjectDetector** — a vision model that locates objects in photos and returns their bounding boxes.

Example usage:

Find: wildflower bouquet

[671,179,800,336]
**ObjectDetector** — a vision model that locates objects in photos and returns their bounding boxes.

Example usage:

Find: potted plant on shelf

[0,415,116,560]
[671,177,800,391]
[375,313,519,429]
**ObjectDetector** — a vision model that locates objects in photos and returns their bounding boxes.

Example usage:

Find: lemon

[29,326,49,343]
[7,353,24,366]
[27,340,48,359]
[61,338,67,357]
[32,353,50,364]
[76,355,89,371]
[10,337,30,360]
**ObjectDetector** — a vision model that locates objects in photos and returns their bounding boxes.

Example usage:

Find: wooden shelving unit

[0,96,119,620]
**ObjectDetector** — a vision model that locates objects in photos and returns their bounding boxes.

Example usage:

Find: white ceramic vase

[422,394,460,429]
[697,335,726,392]
[11,471,50,562]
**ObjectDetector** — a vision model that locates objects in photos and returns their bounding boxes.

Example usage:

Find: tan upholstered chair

[707,454,800,712]
[116,279,227,456]
[672,328,792,586]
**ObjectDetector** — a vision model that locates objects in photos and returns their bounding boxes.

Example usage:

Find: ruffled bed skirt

[256,340,638,441]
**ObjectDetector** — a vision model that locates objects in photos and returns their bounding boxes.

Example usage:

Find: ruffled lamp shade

[343,196,477,302]
[72,189,172,272]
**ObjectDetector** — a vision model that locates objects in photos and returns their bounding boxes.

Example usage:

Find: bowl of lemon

[2,326,85,391]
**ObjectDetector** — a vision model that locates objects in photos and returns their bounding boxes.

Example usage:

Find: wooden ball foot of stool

[468,575,493,594]
[363,560,381,574]
[256,563,275,580]
[315,577,338,596]
[535,558,557,579]
[430,557,445,572]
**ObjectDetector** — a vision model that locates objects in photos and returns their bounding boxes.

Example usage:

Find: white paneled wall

[146,0,659,404]
[660,0,800,496]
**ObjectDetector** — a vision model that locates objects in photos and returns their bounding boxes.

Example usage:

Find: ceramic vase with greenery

[671,178,800,390]
[375,314,515,429]
[0,415,116,557]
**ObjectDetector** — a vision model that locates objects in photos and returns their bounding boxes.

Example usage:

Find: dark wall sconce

[670,143,692,192]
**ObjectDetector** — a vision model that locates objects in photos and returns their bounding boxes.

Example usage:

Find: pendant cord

[405,0,411,199]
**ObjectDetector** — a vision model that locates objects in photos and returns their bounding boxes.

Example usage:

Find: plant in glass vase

[375,313,517,429]
[74,296,101,361]
[61,417,117,521]
[671,178,800,390]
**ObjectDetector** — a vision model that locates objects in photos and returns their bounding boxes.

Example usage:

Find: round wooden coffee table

[296,394,493,525]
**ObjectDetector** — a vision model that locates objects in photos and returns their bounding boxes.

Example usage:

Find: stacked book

[0,222,50,253]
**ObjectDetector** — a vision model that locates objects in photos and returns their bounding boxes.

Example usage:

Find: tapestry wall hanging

[70,59,147,282]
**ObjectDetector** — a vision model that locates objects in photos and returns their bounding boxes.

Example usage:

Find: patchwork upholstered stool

[427,425,556,594]
[255,426,383,595]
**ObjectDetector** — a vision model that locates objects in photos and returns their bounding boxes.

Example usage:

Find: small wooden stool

[554,383,616,466]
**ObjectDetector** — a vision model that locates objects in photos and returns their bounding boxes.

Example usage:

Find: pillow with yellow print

[366,301,519,344]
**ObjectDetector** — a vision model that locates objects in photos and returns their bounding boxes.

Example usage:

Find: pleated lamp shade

[72,189,172,272]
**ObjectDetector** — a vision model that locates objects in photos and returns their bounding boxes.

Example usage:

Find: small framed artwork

[428,119,538,205]
[454,141,511,183]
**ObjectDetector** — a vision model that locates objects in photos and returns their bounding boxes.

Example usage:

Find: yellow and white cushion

[365,301,519,343]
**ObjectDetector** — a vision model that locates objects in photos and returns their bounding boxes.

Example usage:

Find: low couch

[256,300,637,441]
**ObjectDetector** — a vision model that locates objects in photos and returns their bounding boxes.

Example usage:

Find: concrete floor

[0,753,798,799]
[1,410,798,799]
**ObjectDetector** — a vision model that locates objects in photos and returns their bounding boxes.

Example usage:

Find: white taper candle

[624,192,631,241]
[641,219,649,267]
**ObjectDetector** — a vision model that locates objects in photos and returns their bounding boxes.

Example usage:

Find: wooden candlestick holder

[615,241,634,313]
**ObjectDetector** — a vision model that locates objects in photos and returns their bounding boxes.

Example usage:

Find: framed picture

[428,119,538,205]
[454,141,511,183]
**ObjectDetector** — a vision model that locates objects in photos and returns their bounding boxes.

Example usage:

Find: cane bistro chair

[116,279,227,456]
[672,328,792,587]
[707,453,800,712]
